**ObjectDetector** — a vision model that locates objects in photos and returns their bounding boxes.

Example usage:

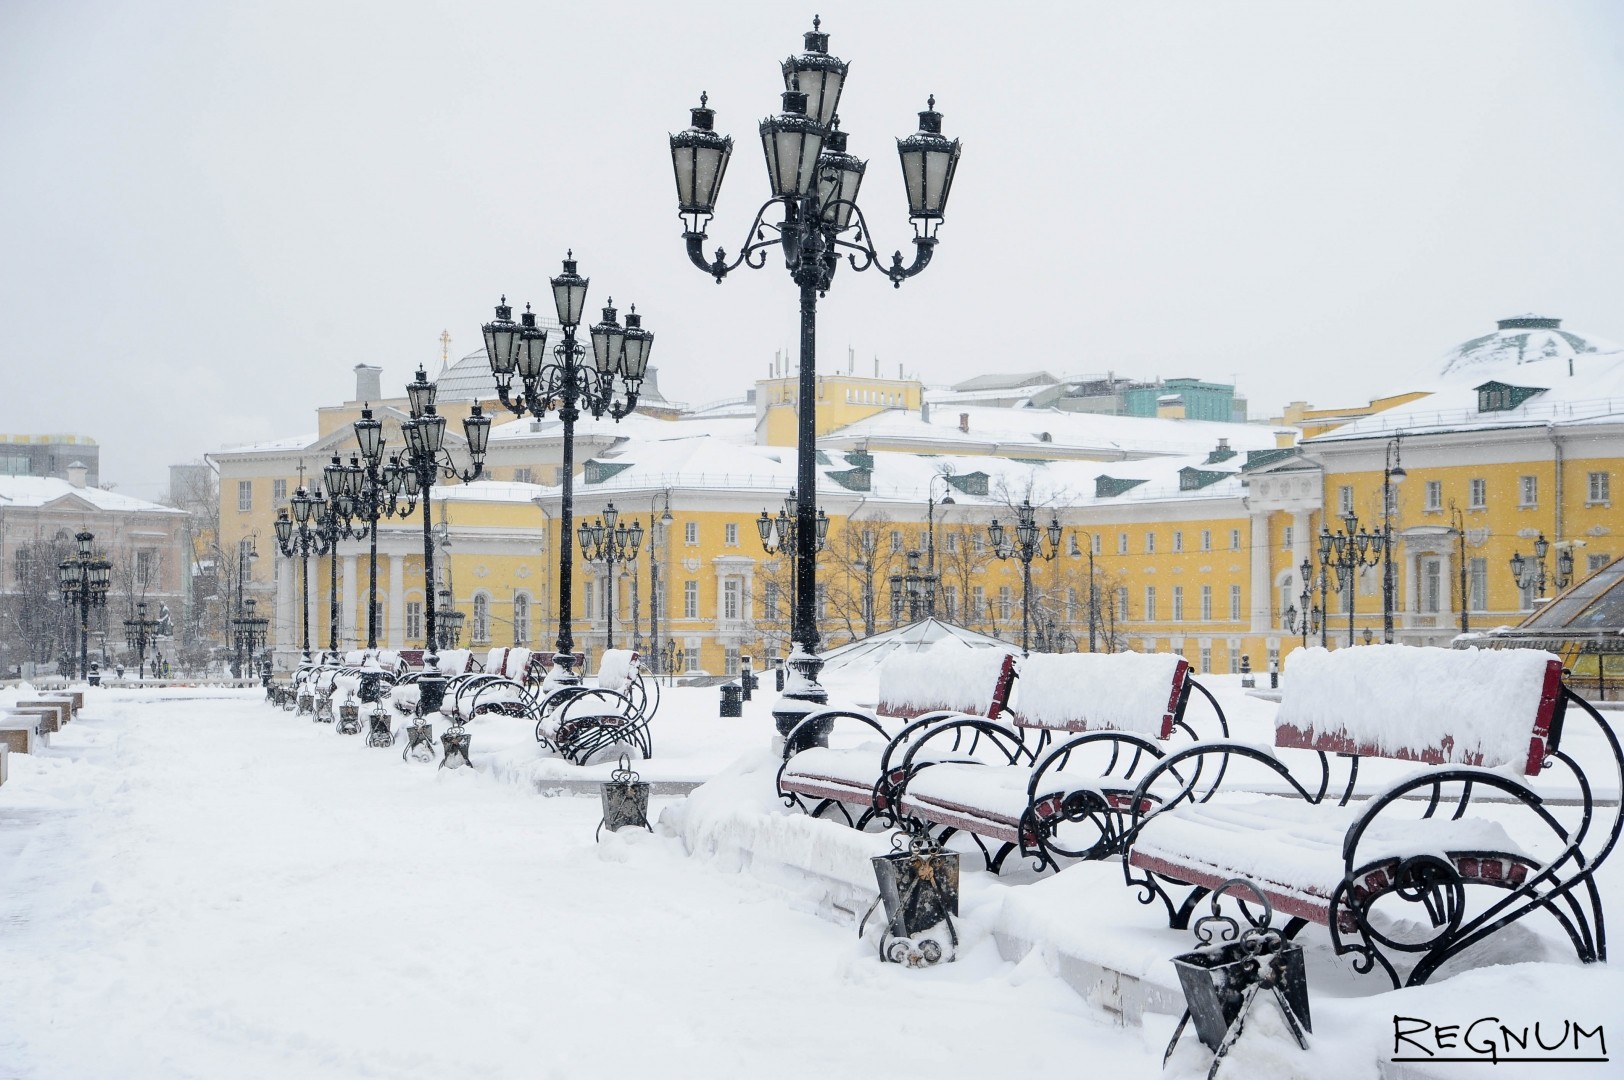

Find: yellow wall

[759,373,923,448]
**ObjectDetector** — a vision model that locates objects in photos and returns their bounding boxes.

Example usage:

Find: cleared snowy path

[0,692,1155,1079]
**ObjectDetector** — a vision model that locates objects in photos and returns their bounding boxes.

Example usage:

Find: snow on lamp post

[988,501,1062,656]
[670,16,960,739]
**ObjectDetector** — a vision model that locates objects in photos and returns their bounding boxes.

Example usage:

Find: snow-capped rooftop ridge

[0,475,185,514]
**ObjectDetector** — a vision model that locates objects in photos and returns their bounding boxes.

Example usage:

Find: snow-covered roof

[216,433,320,454]
[822,404,1280,461]
[1311,326,1624,443]
[0,475,184,514]
[489,411,753,445]
[1437,315,1621,381]
[528,428,1251,512]
[820,618,1012,683]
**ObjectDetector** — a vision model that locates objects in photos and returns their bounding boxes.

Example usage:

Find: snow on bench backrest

[1276,645,1564,775]
[432,649,476,675]
[877,641,1017,719]
[484,647,533,680]
[596,649,641,694]
[1011,652,1187,738]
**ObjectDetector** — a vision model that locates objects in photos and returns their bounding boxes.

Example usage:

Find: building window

[1468,478,1486,509]
[945,532,958,555]
[1069,533,1082,556]
[722,579,740,620]
[971,586,985,621]
[1584,552,1609,573]
[763,581,780,620]
[12,547,30,584]
[684,646,700,673]
[1588,472,1611,506]
[1230,585,1242,621]
[943,585,958,621]
[1200,585,1212,621]
[1145,532,1156,554]
[724,646,740,676]
[684,522,698,545]
[1424,480,1442,512]
[1173,531,1183,553]
[472,594,490,644]
[1115,586,1129,621]
[724,522,739,546]
[998,586,1013,620]
[1199,646,1212,674]
[1468,557,1487,611]
[1117,532,1128,555]
[1230,528,1241,551]
[1067,588,1080,621]
[238,480,252,512]
[1338,485,1353,515]
[1172,586,1184,622]
[513,594,529,646]
[683,580,698,619]
[582,580,595,622]
[1200,529,1212,552]
[405,601,422,641]
[815,583,827,621]
[273,478,287,504]
[1519,475,1538,508]
[135,549,156,588]
[512,467,532,484]
[1091,533,1102,555]
[890,530,903,554]
[1282,525,1293,550]
[1144,586,1157,622]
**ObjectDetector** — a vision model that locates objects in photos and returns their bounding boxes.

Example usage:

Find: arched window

[472,593,491,644]
[513,593,529,647]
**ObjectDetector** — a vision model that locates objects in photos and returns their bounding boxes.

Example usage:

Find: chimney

[921,399,931,424]
[354,364,383,403]
[67,461,87,489]
[959,412,970,434]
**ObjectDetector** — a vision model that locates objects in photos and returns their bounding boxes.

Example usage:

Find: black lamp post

[988,501,1063,656]
[671,17,960,730]
[1319,510,1383,648]
[1284,557,1323,651]
[123,600,160,680]
[233,597,269,679]
[888,549,933,623]
[926,475,955,619]
[578,502,643,652]
[648,492,673,671]
[1509,532,1573,607]
[1078,531,1100,653]
[274,483,333,668]
[343,408,418,650]
[58,529,111,680]
[661,637,679,686]
[757,488,829,635]
[1381,435,1406,644]
[435,586,464,650]
[397,365,490,725]
[481,257,652,685]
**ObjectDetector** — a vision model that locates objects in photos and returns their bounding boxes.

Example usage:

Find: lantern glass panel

[463,405,491,458]
[551,258,589,327]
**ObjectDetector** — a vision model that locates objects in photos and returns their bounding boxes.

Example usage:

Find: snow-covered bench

[1124,645,1623,987]
[889,652,1228,873]
[776,644,1019,829]
[534,649,659,765]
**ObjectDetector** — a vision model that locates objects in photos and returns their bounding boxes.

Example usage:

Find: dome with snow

[1437,315,1622,380]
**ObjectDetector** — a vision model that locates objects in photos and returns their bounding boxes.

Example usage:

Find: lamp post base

[773,649,830,753]
[416,669,448,717]
[550,651,582,687]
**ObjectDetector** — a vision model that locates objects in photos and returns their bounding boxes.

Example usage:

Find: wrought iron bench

[533,649,660,766]
[1122,645,1623,987]
[776,648,1019,830]
[888,652,1228,873]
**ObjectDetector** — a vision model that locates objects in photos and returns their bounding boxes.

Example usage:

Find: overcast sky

[3,1,1622,502]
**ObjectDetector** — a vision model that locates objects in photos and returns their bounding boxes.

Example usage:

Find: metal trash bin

[1165,878,1310,1074]
[861,832,959,966]
[597,755,652,841]
[719,683,743,717]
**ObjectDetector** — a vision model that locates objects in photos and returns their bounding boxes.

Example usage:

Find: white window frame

[1469,478,1486,509]
[1519,475,1538,508]
[1588,471,1611,506]
[238,480,252,513]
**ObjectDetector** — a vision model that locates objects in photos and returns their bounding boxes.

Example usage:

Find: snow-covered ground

[1,676,1620,1079]
[0,687,1159,1079]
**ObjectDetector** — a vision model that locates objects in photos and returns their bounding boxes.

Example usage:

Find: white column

[303,555,319,652]
[388,555,406,647]
[1291,511,1311,584]
[1249,510,1271,632]
[275,555,294,658]
[341,555,357,651]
